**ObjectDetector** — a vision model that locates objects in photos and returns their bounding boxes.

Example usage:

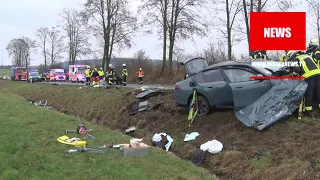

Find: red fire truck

[10,67,28,81]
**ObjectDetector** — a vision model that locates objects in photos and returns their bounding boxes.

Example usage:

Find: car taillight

[175,85,180,90]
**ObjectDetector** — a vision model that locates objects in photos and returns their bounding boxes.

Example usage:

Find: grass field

[0,91,217,180]
[0,69,10,76]
[1,80,320,179]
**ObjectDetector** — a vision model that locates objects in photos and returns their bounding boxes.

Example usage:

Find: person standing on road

[122,64,128,86]
[85,66,92,86]
[98,67,104,81]
[287,51,320,118]
[107,64,115,85]
[137,68,144,84]
[91,68,99,85]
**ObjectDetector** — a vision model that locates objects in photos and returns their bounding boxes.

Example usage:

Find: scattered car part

[235,79,307,130]
[124,126,136,136]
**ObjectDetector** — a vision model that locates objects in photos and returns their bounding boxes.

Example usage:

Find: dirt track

[1,81,320,180]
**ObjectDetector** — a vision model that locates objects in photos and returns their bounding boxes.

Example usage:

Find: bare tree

[240,0,295,53]
[307,0,320,42]
[47,27,65,65]
[35,27,49,71]
[83,0,138,71]
[214,0,243,60]
[59,9,91,65]
[139,0,169,75]
[6,37,36,67]
[140,0,209,74]
[201,41,230,65]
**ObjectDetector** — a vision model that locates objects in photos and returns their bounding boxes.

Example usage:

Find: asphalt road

[38,81,175,90]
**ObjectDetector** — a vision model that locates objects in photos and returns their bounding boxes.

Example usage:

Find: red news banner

[249,12,306,50]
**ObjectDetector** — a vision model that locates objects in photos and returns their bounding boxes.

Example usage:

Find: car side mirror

[190,82,196,87]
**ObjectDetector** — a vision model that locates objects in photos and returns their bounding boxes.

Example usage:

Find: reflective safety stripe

[85,70,91,77]
[298,55,320,78]
[138,71,144,77]
[122,69,128,76]
[305,106,313,111]
[280,54,286,62]
[98,71,104,76]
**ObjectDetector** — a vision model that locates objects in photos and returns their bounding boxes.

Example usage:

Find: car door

[194,68,233,107]
[222,67,272,111]
[183,58,209,77]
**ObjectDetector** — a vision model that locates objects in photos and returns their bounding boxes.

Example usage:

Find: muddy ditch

[1,83,320,180]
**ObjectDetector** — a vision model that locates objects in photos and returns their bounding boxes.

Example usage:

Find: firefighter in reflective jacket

[98,67,104,80]
[306,38,320,66]
[137,68,144,84]
[107,64,115,85]
[250,50,263,60]
[260,50,268,60]
[287,51,320,118]
[85,66,92,86]
[122,64,128,86]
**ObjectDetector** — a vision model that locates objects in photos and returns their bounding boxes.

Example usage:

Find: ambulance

[49,69,66,82]
[69,65,89,83]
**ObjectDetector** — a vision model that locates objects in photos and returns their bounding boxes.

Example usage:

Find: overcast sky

[0,0,311,66]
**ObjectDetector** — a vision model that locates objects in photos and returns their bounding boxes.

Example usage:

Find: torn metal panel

[235,80,308,130]
[136,90,165,99]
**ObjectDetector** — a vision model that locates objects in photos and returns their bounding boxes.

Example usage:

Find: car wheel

[196,96,210,116]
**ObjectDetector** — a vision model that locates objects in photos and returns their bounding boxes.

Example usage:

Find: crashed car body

[175,58,285,116]
[175,58,308,130]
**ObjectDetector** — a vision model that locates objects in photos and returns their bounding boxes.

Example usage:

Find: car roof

[202,59,280,74]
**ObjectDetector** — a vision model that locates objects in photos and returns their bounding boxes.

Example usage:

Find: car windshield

[185,58,208,75]
[30,72,39,76]
[16,68,26,73]
[55,72,64,75]
[77,68,86,74]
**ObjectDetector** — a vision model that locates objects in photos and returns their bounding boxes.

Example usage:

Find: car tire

[196,96,210,116]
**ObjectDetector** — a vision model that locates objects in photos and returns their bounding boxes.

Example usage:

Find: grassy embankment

[0,89,216,180]
[0,69,10,76]
[0,80,319,180]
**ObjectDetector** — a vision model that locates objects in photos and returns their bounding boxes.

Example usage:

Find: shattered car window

[224,69,256,82]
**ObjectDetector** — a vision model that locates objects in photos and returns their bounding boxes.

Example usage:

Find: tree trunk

[44,40,47,72]
[258,0,262,12]
[161,0,168,75]
[243,0,251,55]
[226,0,232,60]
